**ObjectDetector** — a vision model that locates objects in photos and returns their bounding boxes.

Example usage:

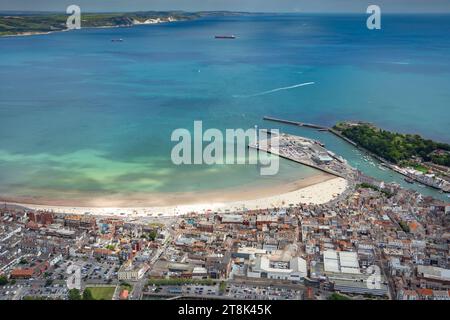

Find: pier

[263,116,357,146]
[263,116,328,130]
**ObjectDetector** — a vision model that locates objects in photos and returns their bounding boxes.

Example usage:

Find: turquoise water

[0,14,449,201]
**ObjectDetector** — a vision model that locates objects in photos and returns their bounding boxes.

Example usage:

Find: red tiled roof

[417,288,433,296]
[10,268,34,278]
[119,290,129,300]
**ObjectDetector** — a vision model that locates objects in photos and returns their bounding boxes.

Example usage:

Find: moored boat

[404,177,415,184]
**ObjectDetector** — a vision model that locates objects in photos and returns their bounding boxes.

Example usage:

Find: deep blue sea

[0,14,449,202]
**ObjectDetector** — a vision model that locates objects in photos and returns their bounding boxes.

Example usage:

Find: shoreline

[0,176,348,216]
[0,18,184,38]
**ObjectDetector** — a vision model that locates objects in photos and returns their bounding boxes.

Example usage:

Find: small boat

[404,177,414,184]
[215,35,236,39]
[111,38,124,42]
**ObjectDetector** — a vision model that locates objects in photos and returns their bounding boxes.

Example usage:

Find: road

[130,235,172,300]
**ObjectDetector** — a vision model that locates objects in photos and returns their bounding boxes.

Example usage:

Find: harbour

[262,116,450,195]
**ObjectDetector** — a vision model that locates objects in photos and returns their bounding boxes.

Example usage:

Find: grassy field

[85,286,116,300]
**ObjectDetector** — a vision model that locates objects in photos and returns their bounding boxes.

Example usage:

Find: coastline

[0,175,348,216]
[0,17,183,38]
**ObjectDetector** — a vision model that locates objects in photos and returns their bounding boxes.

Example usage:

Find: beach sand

[1,175,348,217]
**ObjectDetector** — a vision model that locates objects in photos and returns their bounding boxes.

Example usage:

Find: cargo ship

[215,35,236,39]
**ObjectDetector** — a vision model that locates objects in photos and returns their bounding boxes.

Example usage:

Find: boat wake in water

[233,82,315,98]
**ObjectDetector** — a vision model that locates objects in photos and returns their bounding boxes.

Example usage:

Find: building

[397,289,419,300]
[321,250,389,297]
[10,268,34,279]
[118,260,150,281]
[205,253,231,279]
[27,211,54,225]
[389,257,412,277]
[313,153,333,165]
[323,250,360,274]
[256,215,278,227]
[232,247,267,260]
[197,222,214,233]
[192,267,208,279]
[247,253,307,281]
[416,265,450,286]
[220,214,243,224]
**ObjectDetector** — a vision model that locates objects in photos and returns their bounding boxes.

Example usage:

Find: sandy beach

[2,176,348,217]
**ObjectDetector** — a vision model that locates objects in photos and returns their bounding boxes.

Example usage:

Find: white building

[321,250,389,296]
[221,214,243,224]
[247,254,307,281]
[417,265,450,283]
[192,267,208,279]
[49,254,63,267]
[323,250,360,274]
[233,247,267,260]
[118,260,150,281]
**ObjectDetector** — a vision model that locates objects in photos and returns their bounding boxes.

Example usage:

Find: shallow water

[0,14,449,202]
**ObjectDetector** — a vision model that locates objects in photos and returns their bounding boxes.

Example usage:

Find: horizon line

[1,10,450,15]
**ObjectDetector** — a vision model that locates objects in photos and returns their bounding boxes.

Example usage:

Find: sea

[0,13,449,202]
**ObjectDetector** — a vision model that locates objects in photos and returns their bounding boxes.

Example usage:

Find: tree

[399,221,410,233]
[337,123,450,165]
[219,281,227,294]
[148,230,158,241]
[0,275,8,286]
[83,288,94,300]
[68,288,82,300]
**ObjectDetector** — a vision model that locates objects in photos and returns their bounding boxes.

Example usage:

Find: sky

[0,0,449,13]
